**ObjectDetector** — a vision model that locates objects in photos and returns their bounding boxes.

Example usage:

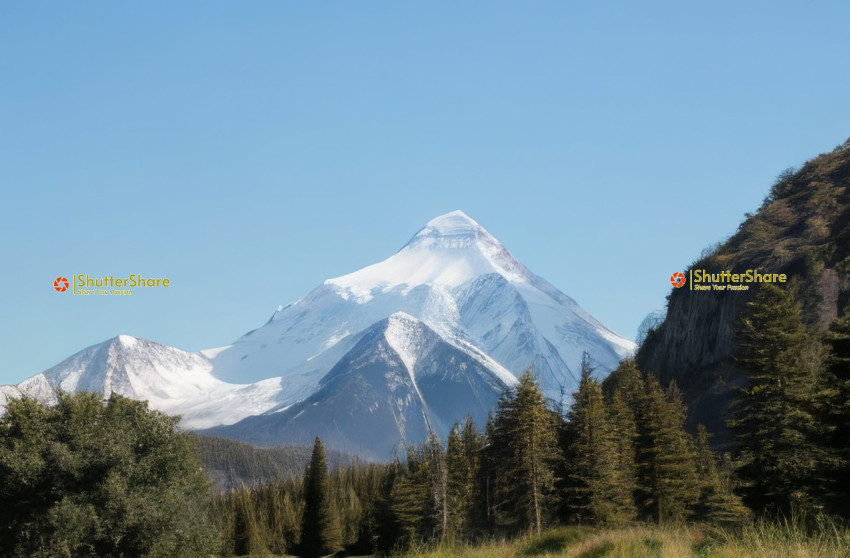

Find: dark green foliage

[3,364,783,557]
[607,390,639,521]
[208,354,828,553]
[564,355,635,524]
[215,461,389,556]
[602,359,644,406]
[445,415,484,540]
[369,460,403,554]
[728,283,831,515]
[0,392,218,557]
[300,437,341,556]
[388,433,449,546]
[821,315,850,515]
[693,425,750,526]
[604,360,717,524]
[480,415,499,530]
[638,377,700,523]
[490,370,562,535]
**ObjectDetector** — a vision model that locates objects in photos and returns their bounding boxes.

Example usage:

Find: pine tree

[425,432,449,540]
[604,359,645,521]
[639,377,700,524]
[372,460,403,554]
[565,355,635,524]
[445,415,483,540]
[822,315,850,516]
[389,438,446,545]
[490,370,562,535]
[693,424,750,526]
[727,283,827,515]
[480,415,499,530]
[603,358,645,407]
[232,491,253,557]
[607,390,639,522]
[300,437,341,557]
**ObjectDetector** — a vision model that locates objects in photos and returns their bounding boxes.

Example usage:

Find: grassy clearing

[396,520,850,558]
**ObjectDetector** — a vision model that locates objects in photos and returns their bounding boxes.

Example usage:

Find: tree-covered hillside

[638,138,850,438]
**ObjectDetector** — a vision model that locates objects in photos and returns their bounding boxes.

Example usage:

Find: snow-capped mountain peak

[326,211,530,300]
[3,335,283,429]
[409,210,495,248]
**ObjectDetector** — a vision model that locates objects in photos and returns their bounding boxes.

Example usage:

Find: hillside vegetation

[638,139,850,437]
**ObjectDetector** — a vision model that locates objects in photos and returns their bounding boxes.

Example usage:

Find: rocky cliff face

[637,139,850,440]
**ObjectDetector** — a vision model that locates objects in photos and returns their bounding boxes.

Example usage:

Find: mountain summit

[209,211,634,402]
[3,211,634,460]
[328,210,532,297]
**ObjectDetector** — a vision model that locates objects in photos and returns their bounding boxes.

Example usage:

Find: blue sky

[1,1,849,385]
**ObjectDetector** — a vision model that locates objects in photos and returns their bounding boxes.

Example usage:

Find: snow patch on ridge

[383,313,422,377]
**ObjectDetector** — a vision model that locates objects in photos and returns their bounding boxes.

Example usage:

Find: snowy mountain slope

[2,210,635,459]
[2,336,283,429]
[202,313,510,461]
[210,211,634,402]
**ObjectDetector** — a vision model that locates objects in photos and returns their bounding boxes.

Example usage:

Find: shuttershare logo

[670,272,686,288]
[53,276,69,292]
[50,274,171,296]
[673,269,788,292]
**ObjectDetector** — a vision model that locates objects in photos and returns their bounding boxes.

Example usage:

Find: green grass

[395,519,850,558]
[228,519,850,557]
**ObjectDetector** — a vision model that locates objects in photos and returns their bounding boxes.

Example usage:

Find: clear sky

[2,1,849,386]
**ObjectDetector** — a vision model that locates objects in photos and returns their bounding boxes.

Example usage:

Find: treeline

[220,282,850,556]
[195,435,358,492]
[217,361,748,555]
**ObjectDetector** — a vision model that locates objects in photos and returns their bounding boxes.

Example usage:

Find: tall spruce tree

[565,355,635,524]
[607,390,639,522]
[490,370,561,535]
[693,424,750,526]
[425,432,449,539]
[822,315,850,516]
[639,377,700,523]
[728,283,826,515]
[445,415,483,540]
[300,437,341,557]
[604,359,644,520]
[371,460,403,554]
[480,415,499,530]
[389,436,447,544]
